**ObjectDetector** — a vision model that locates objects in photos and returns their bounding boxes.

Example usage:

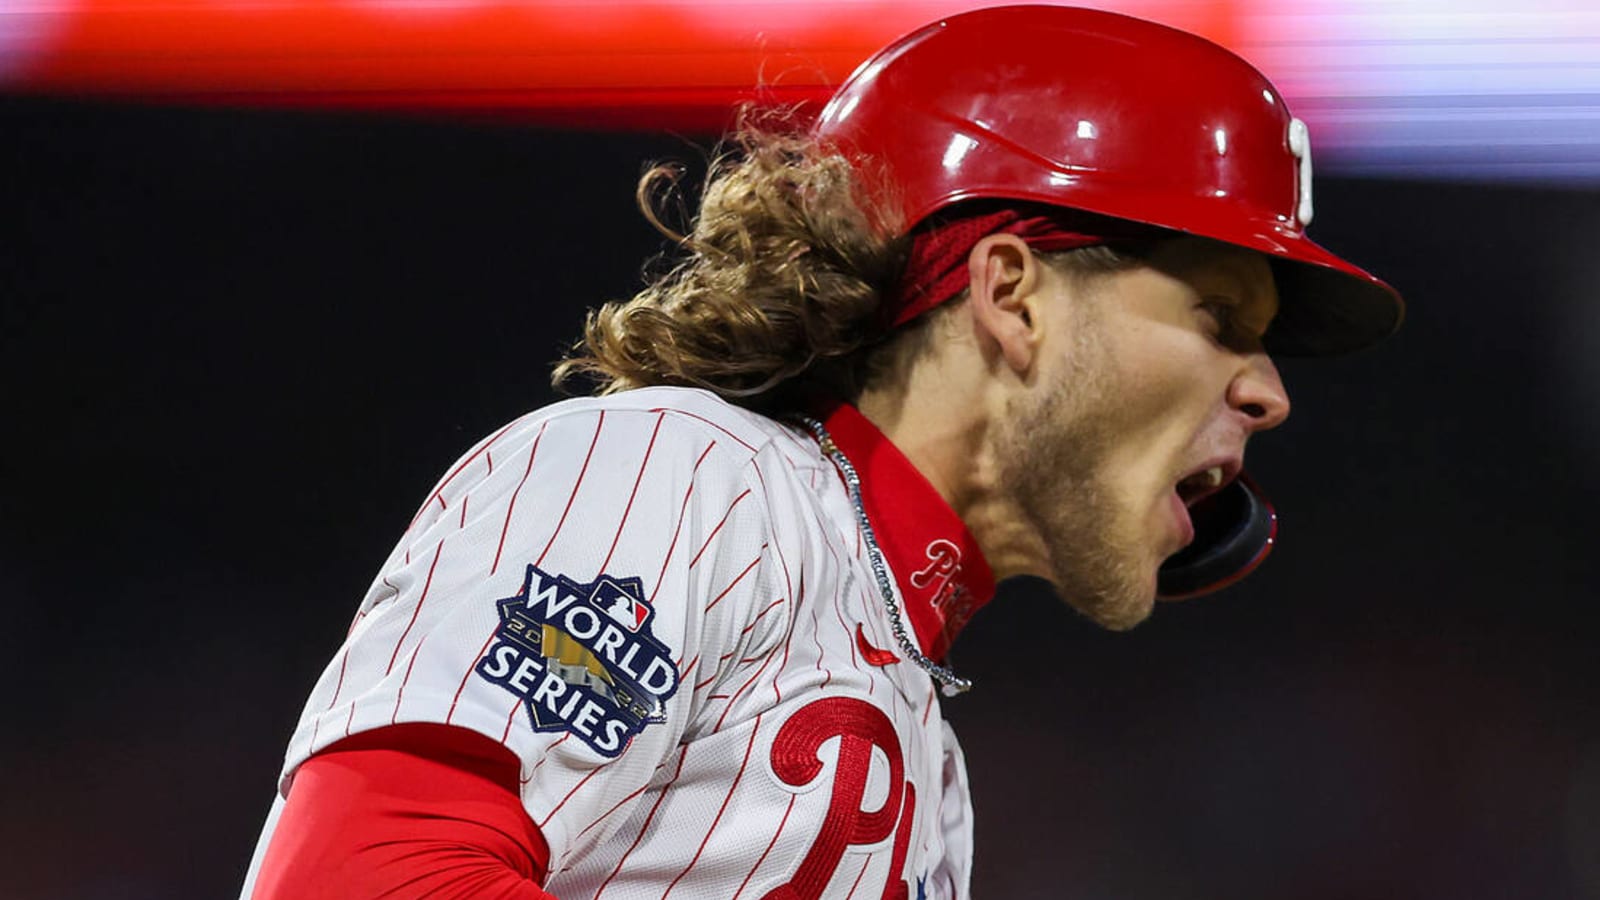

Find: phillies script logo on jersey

[909,539,962,603]
[910,539,977,634]
[475,564,680,757]
[763,698,917,900]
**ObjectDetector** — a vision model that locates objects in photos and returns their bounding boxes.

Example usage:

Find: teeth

[1180,466,1224,494]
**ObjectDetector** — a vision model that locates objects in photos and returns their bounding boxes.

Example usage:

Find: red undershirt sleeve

[251,723,555,900]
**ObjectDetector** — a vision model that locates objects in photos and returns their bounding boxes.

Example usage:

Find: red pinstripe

[385,538,445,676]
[438,421,553,725]
[830,566,863,677]
[600,411,666,572]
[713,643,781,733]
[308,647,351,749]
[649,408,758,452]
[573,781,651,842]
[748,462,793,600]
[808,572,834,690]
[523,734,571,784]
[744,597,786,631]
[766,535,798,704]
[687,489,752,569]
[500,697,522,744]
[842,854,873,900]
[324,648,352,709]
[745,460,806,705]
[701,636,752,686]
[445,628,500,724]
[730,793,798,900]
[539,765,605,829]
[676,655,702,696]
[647,441,717,606]
[567,750,684,843]
[345,609,367,638]
[884,674,911,751]
[819,472,891,672]
[342,702,356,738]
[347,579,386,637]
[851,566,899,703]
[389,632,429,724]
[490,420,550,576]
[659,713,764,899]
[592,745,690,899]
[408,417,520,530]
[536,411,607,567]
[923,684,936,726]
[799,498,862,683]
[458,493,469,528]
[704,551,764,614]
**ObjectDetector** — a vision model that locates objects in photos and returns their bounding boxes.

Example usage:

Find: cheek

[1116,330,1229,427]
[1105,370,1209,463]
[1100,351,1227,499]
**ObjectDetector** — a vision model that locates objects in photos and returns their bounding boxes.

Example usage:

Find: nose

[1230,353,1291,432]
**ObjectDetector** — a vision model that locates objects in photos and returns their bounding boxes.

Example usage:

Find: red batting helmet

[814,4,1403,356]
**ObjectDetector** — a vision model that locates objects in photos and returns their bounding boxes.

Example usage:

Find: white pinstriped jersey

[245,386,999,900]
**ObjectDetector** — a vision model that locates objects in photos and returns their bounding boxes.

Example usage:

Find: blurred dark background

[2,95,1596,900]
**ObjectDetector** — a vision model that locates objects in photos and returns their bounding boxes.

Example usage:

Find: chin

[1094,598,1155,632]
[1104,577,1159,631]
[1054,561,1157,632]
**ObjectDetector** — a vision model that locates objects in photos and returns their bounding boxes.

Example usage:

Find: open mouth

[1175,460,1241,508]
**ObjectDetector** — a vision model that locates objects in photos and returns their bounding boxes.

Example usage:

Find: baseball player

[241,6,1403,898]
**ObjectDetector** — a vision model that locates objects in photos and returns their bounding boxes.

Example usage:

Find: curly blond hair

[551,120,911,415]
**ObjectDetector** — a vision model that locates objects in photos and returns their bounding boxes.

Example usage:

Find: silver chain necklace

[799,415,973,697]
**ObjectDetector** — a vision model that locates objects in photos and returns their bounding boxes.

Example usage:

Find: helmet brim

[1266,253,1404,357]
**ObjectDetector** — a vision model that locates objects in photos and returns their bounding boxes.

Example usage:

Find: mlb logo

[589,576,652,632]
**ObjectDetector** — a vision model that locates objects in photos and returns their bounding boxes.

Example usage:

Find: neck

[814,403,996,675]
[855,368,1051,583]
[855,377,980,506]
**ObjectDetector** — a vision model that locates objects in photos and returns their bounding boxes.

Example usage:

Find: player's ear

[966,233,1044,374]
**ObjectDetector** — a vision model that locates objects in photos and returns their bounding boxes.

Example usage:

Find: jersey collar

[819,402,997,663]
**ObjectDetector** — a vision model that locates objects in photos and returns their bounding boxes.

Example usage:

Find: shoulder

[546,387,800,456]
[517,387,823,476]
[404,388,829,549]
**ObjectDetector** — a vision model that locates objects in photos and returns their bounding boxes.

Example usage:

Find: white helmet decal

[1289,117,1314,226]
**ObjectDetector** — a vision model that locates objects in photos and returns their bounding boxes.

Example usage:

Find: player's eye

[1197,297,1237,338]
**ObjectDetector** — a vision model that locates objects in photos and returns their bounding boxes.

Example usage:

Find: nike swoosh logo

[855,623,899,667]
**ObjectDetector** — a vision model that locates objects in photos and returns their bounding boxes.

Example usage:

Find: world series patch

[475,564,681,757]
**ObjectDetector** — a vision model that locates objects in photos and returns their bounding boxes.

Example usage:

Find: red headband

[888,209,1140,327]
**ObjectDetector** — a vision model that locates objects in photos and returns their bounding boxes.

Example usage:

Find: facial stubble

[997,304,1155,631]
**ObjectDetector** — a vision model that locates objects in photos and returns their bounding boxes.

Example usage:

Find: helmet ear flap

[1156,473,1277,599]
